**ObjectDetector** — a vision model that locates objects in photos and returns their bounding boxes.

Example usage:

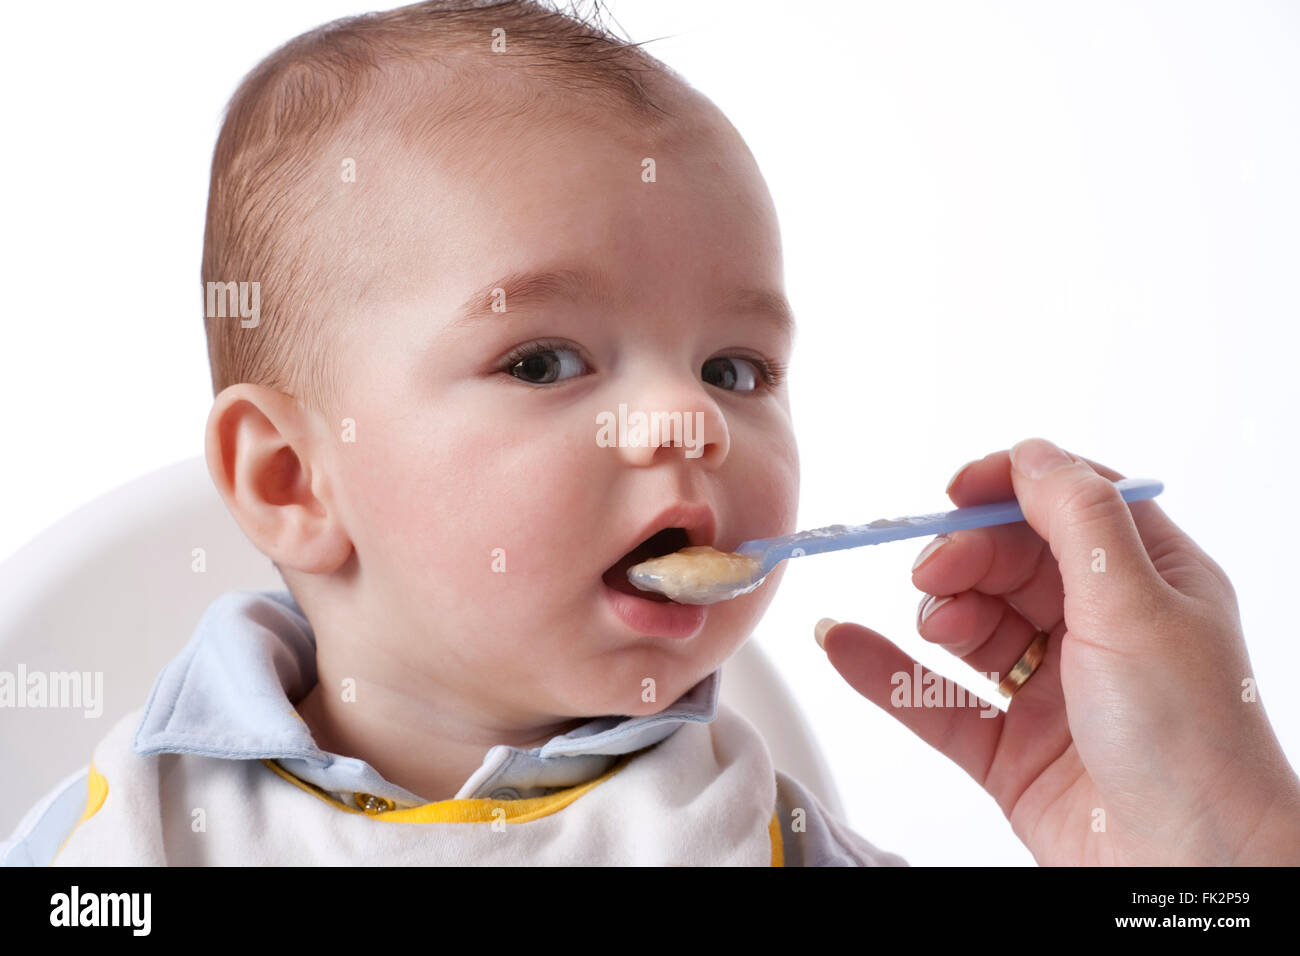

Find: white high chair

[0,456,845,838]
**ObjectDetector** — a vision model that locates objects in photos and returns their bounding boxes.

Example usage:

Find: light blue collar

[133,589,721,807]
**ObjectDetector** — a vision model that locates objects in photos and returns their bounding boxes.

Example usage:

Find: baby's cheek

[738,434,795,538]
[332,457,479,603]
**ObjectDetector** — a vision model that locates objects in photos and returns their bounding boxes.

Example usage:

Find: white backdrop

[2,0,1296,865]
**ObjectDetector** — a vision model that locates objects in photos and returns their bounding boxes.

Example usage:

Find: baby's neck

[293,670,587,804]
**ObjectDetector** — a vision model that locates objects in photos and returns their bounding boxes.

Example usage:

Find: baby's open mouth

[602,527,690,603]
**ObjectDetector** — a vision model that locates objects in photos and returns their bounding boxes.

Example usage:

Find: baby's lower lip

[601,580,707,639]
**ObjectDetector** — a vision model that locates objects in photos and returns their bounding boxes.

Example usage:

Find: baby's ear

[204,383,353,575]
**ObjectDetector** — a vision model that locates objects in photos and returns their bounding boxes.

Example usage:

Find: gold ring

[996,630,1050,700]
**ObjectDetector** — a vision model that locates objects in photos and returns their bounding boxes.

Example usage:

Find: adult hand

[817,437,1300,864]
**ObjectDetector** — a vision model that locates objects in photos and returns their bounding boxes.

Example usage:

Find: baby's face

[315,92,798,723]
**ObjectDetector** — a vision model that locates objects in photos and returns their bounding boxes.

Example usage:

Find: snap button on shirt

[354,793,395,814]
[490,787,521,800]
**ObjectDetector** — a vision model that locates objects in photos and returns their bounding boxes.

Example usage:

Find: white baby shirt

[1,589,907,866]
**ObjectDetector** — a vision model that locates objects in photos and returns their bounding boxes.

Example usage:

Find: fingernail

[1010,438,1073,479]
[912,533,952,572]
[814,617,839,649]
[945,459,977,495]
[917,594,954,628]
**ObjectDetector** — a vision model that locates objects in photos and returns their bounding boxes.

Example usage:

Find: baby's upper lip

[613,501,718,567]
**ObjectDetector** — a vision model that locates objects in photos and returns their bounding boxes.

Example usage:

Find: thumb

[1008,437,1172,639]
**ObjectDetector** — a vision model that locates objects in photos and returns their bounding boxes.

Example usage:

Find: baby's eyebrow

[448,265,796,340]
[451,267,618,326]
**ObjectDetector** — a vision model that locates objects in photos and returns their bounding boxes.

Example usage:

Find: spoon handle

[736,477,1164,574]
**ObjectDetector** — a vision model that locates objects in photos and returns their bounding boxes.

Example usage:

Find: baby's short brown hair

[202,0,684,419]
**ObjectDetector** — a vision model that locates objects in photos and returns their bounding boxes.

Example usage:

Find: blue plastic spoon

[627,477,1164,605]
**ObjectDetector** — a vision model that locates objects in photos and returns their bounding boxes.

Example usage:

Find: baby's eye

[505,343,588,385]
[701,356,764,392]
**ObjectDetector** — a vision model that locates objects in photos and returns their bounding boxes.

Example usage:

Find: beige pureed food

[627,546,764,605]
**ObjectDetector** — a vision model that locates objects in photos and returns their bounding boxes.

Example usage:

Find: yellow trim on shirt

[44,758,782,863]
[267,754,786,864]
[261,753,634,824]
[48,762,109,865]
[769,810,784,867]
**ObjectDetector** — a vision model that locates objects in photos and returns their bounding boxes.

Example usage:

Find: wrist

[1176,763,1300,866]
[1226,780,1300,865]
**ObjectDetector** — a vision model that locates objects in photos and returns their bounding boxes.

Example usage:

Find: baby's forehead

[310,96,675,278]
[370,99,654,192]
[303,71,773,326]
[313,84,600,247]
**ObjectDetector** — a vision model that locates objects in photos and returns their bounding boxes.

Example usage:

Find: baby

[3,0,905,866]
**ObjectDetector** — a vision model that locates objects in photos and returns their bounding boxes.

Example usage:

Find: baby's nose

[593,398,729,467]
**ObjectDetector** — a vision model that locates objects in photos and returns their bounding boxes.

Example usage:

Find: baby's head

[202,0,799,725]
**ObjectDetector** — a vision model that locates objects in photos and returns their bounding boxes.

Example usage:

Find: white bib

[52,701,783,866]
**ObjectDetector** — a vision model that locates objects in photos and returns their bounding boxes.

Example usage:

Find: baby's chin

[541,658,717,721]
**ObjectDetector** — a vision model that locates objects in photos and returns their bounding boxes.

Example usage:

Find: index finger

[946,446,1225,601]
[947,448,1122,507]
